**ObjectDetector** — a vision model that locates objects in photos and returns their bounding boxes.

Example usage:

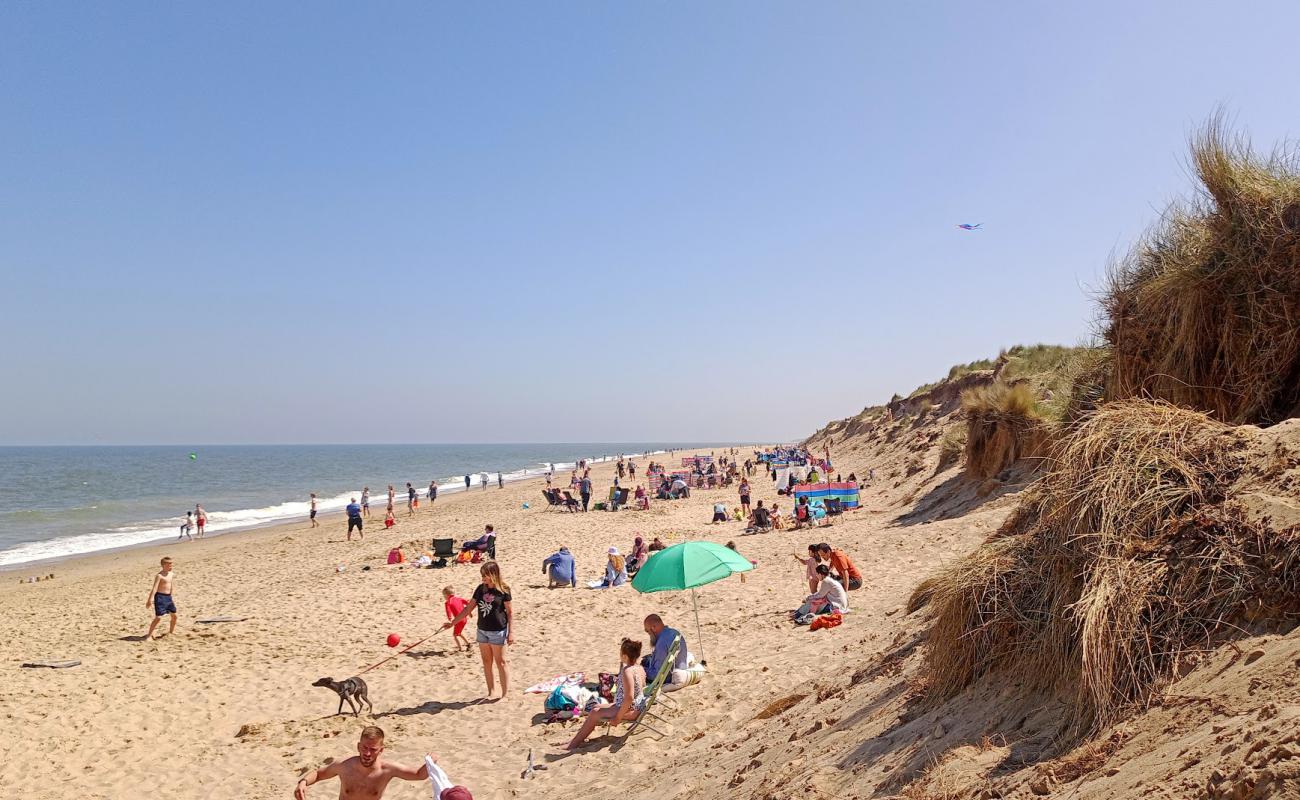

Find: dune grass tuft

[960,382,1047,479]
[912,399,1300,733]
[1102,119,1300,425]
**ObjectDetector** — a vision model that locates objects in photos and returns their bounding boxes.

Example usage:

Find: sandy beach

[3,447,980,800]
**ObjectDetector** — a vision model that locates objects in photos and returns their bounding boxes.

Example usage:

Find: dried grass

[961,382,1048,479]
[912,400,1300,732]
[1102,118,1300,425]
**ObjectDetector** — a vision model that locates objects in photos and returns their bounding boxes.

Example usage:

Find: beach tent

[631,540,753,666]
[793,481,860,510]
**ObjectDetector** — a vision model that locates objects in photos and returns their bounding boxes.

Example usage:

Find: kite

[957,223,983,231]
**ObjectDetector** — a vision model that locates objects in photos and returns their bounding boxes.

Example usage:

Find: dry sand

[5,448,974,800]
[13,414,1291,800]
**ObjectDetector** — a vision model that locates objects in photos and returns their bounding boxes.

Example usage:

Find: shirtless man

[145,556,177,640]
[294,726,434,800]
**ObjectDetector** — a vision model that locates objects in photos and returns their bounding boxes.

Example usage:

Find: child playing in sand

[442,586,471,652]
[145,556,177,640]
[384,509,396,529]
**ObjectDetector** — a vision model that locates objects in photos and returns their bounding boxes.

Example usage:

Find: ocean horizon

[0,442,737,568]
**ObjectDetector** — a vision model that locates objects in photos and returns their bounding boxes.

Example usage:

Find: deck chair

[561,491,581,512]
[617,636,682,742]
[542,489,564,511]
[431,538,457,564]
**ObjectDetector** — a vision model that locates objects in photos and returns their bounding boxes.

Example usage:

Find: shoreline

[0,444,745,580]
[0,444,747,574]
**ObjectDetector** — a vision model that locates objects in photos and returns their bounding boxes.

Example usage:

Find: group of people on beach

[151,446,848,798]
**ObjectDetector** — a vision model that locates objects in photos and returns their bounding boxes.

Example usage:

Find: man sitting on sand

[816,542,862,590]
[542,545,576,588]
[642,614,688,686]
[295,726,470,799]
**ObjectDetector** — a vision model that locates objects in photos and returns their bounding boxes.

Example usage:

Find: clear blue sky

[4,2,1299,445]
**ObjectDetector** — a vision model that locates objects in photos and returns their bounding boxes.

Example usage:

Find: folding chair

[431,538,455,559]
[618,636,682,742]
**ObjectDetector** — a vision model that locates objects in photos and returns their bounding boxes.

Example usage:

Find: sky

[4,2,1300,445]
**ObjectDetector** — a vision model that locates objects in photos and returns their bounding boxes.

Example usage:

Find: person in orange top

[815,542,862,591]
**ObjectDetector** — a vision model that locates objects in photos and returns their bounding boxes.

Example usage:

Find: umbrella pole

[692,587,706,667]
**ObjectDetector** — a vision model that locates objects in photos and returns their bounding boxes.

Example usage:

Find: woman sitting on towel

[564,638,646,750]
[600,547,629,588]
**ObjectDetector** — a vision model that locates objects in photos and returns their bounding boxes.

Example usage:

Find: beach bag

[544,686,575,712]
[597,672,617,702]
[456,550,475,564]
[387,548,405,565]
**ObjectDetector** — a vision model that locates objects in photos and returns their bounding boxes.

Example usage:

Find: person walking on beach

[361,487,371,518]
[406,482,416,517]
[442,561,513,701]
[464,474,471,491]
[145,556,177,641]
[178,511,193,540]
[578,474,592,512]
[194,504,207,537]
[739,478,752,516]
[386,485,395,514]
[497,472,503,489]
[480,471,489,491]
[294,726,451,800]
[309,493,320,528]
[428,479,437,507]
[346,497,364,541]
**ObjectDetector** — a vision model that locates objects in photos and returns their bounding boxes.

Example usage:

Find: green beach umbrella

[631,540,754,665]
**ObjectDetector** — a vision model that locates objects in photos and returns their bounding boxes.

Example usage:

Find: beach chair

[617,636,682,742]
[561,491,581,512]
[542,489,564,511]
[428,538,454,564]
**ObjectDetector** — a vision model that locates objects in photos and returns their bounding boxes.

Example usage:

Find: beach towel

[524,672,585,694]
[809,612,843,631]
[425,756,473,800]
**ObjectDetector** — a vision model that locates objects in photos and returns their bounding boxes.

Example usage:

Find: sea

[0,443,720,568]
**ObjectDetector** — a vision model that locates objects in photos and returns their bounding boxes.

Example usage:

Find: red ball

[386,633,401,648]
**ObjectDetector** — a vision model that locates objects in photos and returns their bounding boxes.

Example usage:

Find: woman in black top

[443,561,513,699]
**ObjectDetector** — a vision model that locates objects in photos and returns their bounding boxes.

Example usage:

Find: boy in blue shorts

[145,556,177,640]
